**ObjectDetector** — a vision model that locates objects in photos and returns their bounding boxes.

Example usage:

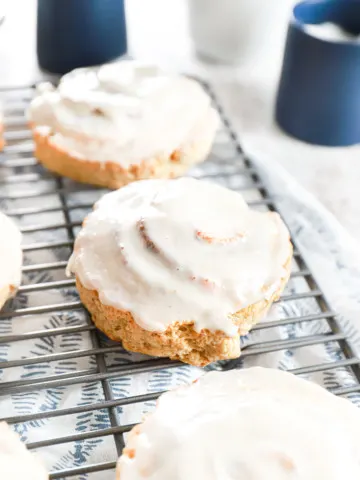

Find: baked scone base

[76,254,291,366]
[32,127,215,190]
[0,284,16,311]
[0,123,4,151]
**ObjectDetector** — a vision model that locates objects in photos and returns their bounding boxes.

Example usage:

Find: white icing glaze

[67,178,290,335]
[0,212,22,293]
[28,61,218,165]
[0,422,48,480]
[117,367,360,480]
[304,22,360,43]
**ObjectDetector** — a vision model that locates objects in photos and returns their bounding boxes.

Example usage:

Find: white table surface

[2,0,360,242]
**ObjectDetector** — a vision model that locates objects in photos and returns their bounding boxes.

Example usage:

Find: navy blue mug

[275,0,360,146]
[37,0,127,75]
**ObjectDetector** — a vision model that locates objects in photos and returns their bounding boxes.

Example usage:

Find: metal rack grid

[0,82,360,479]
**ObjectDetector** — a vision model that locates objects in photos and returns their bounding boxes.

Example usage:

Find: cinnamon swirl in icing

[117,367,360,480]
[28,62,218,189]
[68,178,292,365]
[0,212,22,310]
[0,422,48,479]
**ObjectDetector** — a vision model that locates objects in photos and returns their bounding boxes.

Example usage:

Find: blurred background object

[188,0,297,69]
[37,0,127,75]
[276,0,360,146]
[0,0,5,27]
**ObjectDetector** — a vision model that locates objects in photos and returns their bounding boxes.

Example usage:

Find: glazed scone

[117,367,360,480]
[0,212,22,310]
[28,62,219,189]
[0,422,48,479]
[67,178,292,366]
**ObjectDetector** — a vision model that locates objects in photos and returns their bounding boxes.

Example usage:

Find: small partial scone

[0,212,22,310]
[116,367,360,479]
[67,178,292,366]
[28,62,219,189]
[0,422,48,479]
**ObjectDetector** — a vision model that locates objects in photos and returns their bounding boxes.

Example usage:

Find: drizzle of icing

[0,422,48,480]
[28,62,218,165]
[67,178,290,335]
[0,212,22,293]
[117,367,360,480]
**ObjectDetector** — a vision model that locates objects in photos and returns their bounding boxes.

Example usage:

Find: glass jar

[188,0,296,67]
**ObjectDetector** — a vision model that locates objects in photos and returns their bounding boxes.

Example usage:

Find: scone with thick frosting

[0,422,48,479]
[117,367,360,479]
[0,212,22,310]
[67,178,292,366]
[28,62,218,189]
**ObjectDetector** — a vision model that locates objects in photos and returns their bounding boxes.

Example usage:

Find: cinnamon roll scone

[67,178,292,366]
[0,212,22,310]
[0,422,48,479]
[28,62,218,189]
[117,367,360,480]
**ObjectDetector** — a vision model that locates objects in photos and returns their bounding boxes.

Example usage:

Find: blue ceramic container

[37,0,127,75]
[275,0,360,146]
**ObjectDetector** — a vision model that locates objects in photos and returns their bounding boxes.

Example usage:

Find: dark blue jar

[275,0,360,146]
[37,0,127,75]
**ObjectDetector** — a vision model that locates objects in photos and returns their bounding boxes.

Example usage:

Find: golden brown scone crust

[75,251,292,366]
[0,284,16,311]
[32,128,215,189]
[0,123,4,151]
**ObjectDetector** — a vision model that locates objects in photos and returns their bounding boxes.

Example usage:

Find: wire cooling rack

[1,82,360,479]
